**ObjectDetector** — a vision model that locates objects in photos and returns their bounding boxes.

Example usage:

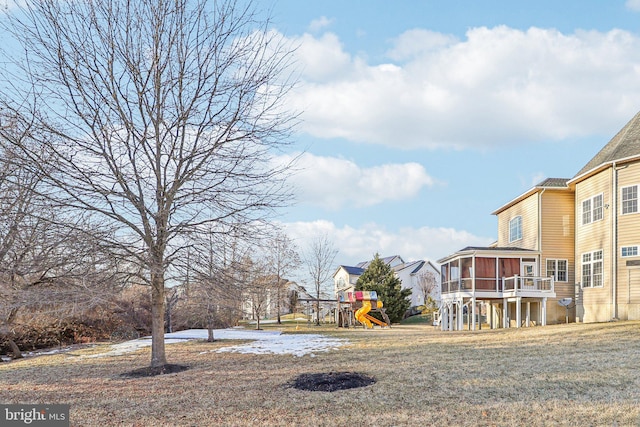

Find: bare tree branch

[304,234,338,326]
[0,0,298,367]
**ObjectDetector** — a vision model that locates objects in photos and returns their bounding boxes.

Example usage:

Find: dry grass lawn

[2,320,640,426]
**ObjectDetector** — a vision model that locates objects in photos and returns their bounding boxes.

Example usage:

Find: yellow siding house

[438,110,640,330]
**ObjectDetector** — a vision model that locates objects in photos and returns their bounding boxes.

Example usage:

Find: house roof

[403,260,440,274]
[339,265,364,276]
[342,265,364,275]
[437,246,539,264]
[356,255,403,269]
[394,260,424,274]
[536,178,570,188]
[335,255,435,279]
[459,246,538,252]
[491,177,570,215]
[574,110,640,179]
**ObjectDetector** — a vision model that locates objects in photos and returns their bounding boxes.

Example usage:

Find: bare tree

[417,270,438,306]
[0,212,133,358]
[182,228,247,342]
[0,147,42,359]
[265,230,300,324]
[244,259,272,331]
[0,135,128,359]
[0,0,297,368]
[304,234,337,326]
[164,287,181,334]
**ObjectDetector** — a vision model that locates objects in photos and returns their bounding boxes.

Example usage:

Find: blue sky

[260,0,640,267]
[4,0,640,271]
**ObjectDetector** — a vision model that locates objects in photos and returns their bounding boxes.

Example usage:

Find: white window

[593,194,603,221]
[582,250,603,288]
[622,246,639,257]
[582,199,591,225]
[582,193,604,225]
[509,216,522,243]
[622,185,638,215]
[546,259,568,282]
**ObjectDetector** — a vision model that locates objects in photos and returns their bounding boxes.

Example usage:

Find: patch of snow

[79,328,347,358]
[25,346,75,357]
[211,332,346,357]
[247,318,309,324]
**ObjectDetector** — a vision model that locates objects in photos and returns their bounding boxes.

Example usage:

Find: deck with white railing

[441,275,555,299]
[438,276,555,331]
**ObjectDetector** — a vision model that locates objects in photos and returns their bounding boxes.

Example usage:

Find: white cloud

[277,152,435,209]
[626,0,640,11]
[386,29,458,61]
[282,220,494,267]
[294,32,354,82]
[308,16,334,33]
[287,26,640,149]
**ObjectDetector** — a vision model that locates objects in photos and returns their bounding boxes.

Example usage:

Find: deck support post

[471,297,477,331]
[516,297,522,328]
[448,302,454,331]
[526,301,531,327]
[542,297,547,326]
[489,302,494,329]
[441,303,446,331]
[503,298,508,328]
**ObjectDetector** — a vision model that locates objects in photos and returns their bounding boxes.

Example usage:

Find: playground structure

[297,298,338,324]
[336,290,390,328]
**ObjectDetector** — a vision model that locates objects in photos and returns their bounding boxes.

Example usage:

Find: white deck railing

[502,275,554,293]
[441,275,554,295]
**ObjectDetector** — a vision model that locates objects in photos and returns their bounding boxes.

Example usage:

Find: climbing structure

[337,290,390,328]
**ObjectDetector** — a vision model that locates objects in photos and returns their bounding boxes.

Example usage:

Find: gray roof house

[333,255,440,307]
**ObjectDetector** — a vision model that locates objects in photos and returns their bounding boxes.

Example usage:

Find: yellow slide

[355,300,388,328]
[355,300,373,328]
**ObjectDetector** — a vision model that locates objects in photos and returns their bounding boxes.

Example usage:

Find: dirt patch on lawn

[120,364,189,378]
[289,371,376,392]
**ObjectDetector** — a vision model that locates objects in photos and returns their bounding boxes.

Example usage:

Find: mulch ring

[120,364,189,378]
[289,371,376,392]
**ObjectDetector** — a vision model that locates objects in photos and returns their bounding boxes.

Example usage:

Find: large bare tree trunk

[255,309,261,330]
[3,308,22,359]
[207,302,215,342]
[8,340,23,360]
[276,289,282,325]
[150,274,167,368]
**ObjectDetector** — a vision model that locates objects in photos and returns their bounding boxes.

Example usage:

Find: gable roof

[437,246,539,264]
[336,255,435,280]
[537,178,570,188]
[492,177,570,215]
[394,260,424,274]
[574,110,640,178]
[341,265,364,275]
[356,255,404,269]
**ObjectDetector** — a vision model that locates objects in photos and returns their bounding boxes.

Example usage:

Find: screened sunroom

[437,247,556,331]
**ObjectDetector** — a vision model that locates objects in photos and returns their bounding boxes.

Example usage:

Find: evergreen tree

[355,254,412,323]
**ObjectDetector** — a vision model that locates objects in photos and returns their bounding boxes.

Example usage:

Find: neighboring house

[242,280,304,320]
[437,110,640,330]
[333,255,441,307]
[394,260,441,307]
